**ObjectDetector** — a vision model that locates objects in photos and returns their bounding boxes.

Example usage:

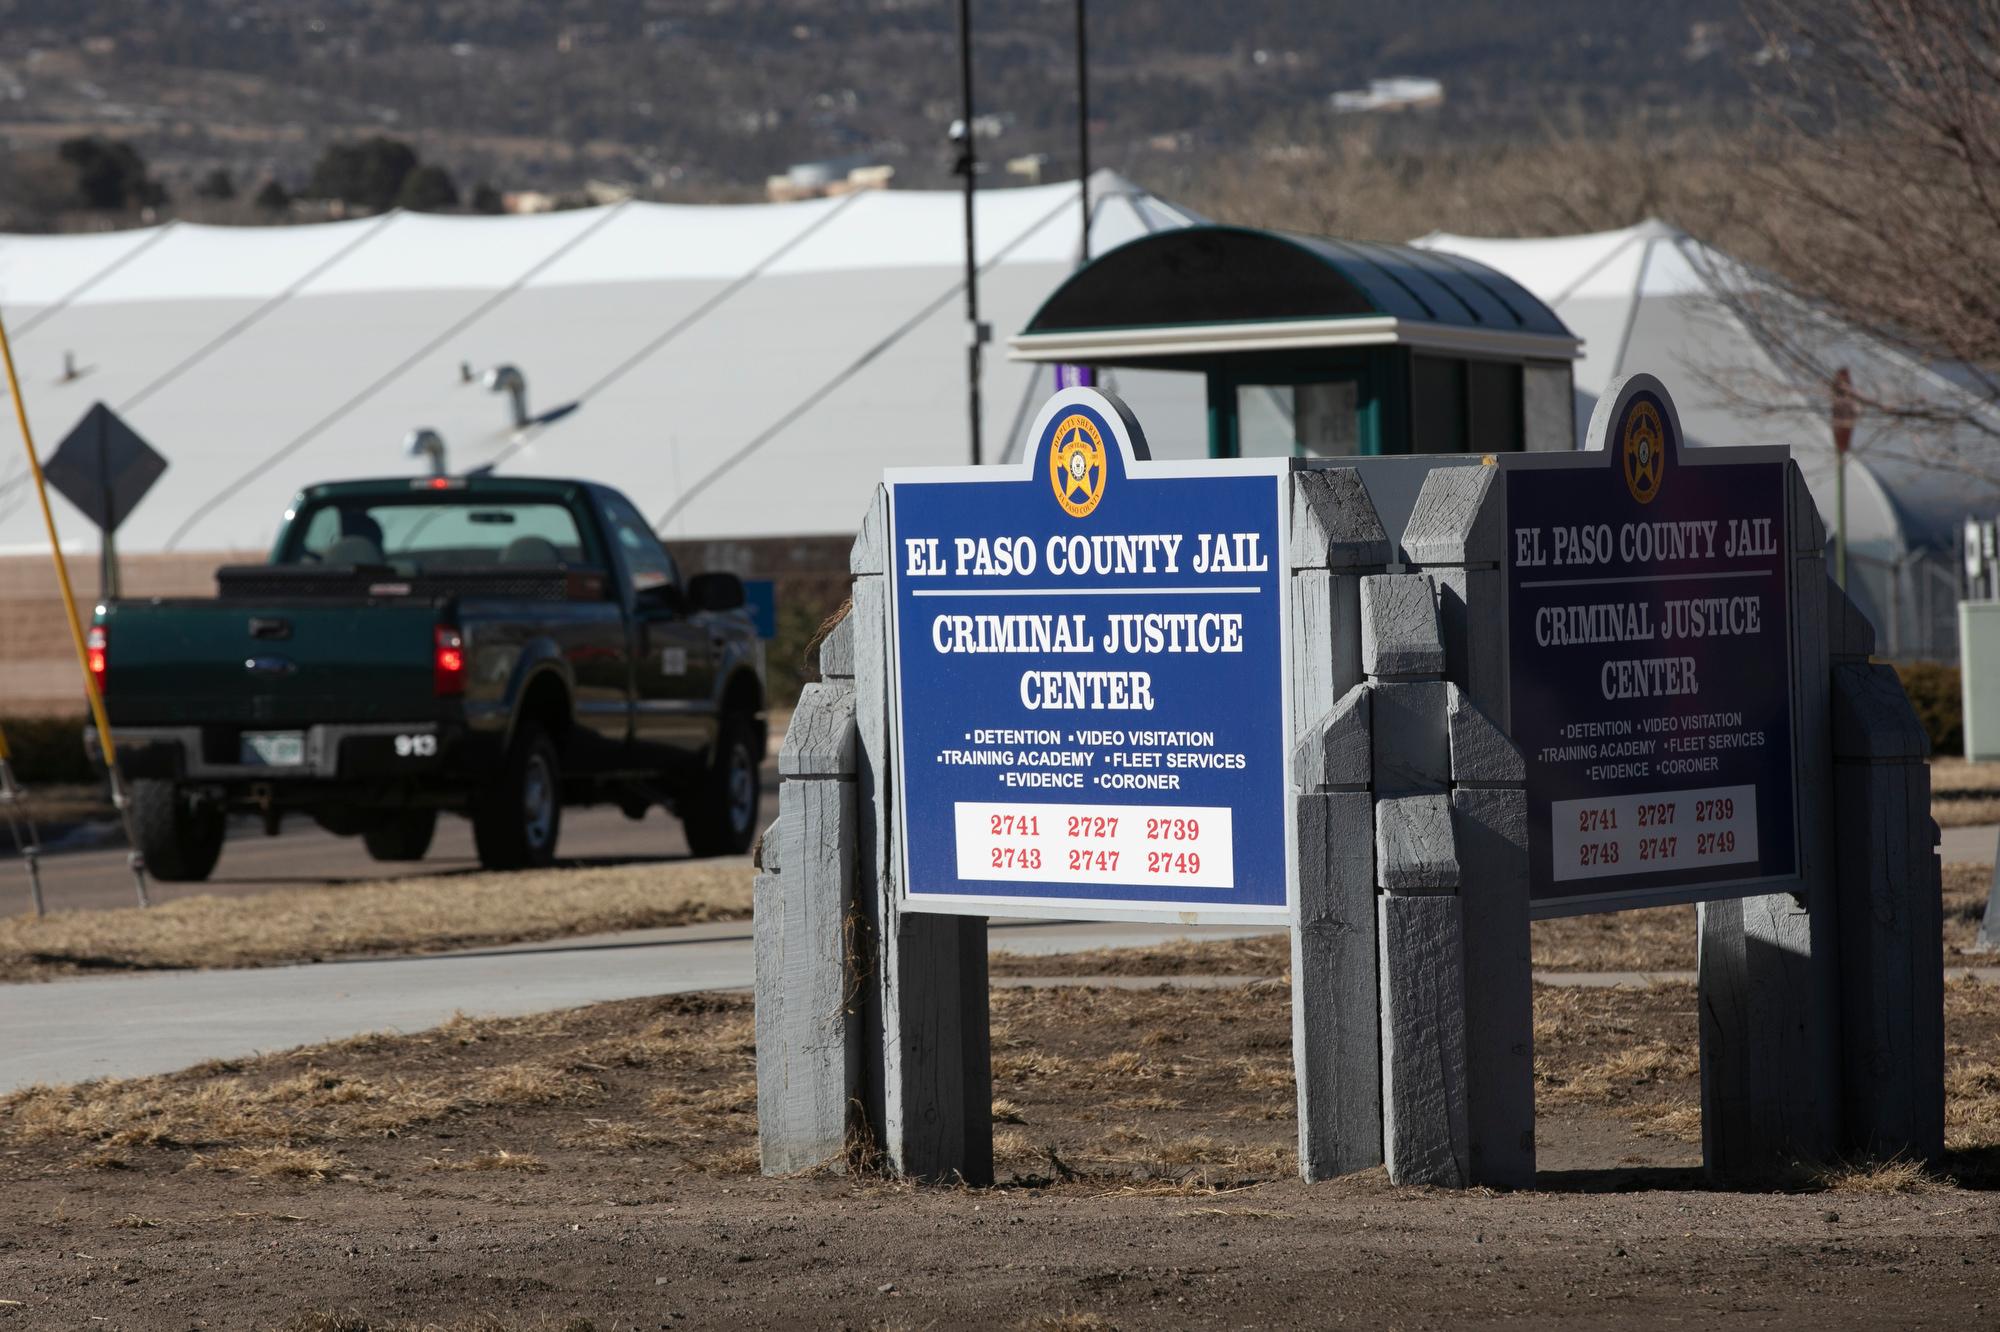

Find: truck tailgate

[101,601,444,726]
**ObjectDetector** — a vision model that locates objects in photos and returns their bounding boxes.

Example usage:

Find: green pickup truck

[86,475,767,880]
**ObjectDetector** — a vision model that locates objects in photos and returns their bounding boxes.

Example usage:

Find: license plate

[240,731,306,767]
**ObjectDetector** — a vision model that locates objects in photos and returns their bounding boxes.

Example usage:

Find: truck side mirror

[635,580,685,614]
[687,571,746,613]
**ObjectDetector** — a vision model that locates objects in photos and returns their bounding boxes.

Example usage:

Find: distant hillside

[0,0,1752,208]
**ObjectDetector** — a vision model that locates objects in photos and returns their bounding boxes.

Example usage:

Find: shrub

[1893,661,1962,756]
[0,715,96,784]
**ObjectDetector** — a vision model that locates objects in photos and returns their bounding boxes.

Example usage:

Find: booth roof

[1016,224,1576,361]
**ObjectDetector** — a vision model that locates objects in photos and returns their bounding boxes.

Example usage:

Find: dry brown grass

[0,857,752,981]
[1932,758,2000,796]
[1943,863,1995,963]
[193,1145,343,1180]
[984,982,1297,1187]
[1018,1315,1119,1331]
[1934,797,2000,829]
[990,932,1287,979]
[1932,759,2000,828]
[1814,1157,1937,1194]
[426,1150,546,1173]
[1533,905,1697,973]
[4,957,1994,1204]
[1945,978,2000,1162]
[0,994,759,1176]
[9,782,114,824]
[1534,982,1705,1144]
[1531,867,1995,972]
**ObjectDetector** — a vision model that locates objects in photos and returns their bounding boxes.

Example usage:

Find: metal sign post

[0,334,150,907]
[0,725,45,916]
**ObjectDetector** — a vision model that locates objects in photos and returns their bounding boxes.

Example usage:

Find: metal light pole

[953,0,984,465]
[1831,367,1855,589]
[1076,0,1091,263]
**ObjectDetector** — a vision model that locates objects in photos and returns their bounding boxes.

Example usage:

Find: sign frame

[1496,374,1804,920]
[883,388,1296,926]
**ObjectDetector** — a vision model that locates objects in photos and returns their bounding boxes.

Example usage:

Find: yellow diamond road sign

[42,401,167,534]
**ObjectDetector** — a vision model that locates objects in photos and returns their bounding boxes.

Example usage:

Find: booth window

[1234,381,1363,459]
[1412,355,1524,454]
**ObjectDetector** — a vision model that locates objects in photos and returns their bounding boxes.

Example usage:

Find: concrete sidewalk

[1941,823,1999,865]
[0,918,1279,1092]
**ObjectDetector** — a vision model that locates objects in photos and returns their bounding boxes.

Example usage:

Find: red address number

[991,846,1041,870]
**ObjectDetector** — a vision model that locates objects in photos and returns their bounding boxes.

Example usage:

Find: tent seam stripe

[480,192,868,472]
[9,222,179,340]
[117,211,401,415]
[1546,232,1642,309]
[1609,237,1655,379]
[653,192,1077,533]
[162,201,633,551]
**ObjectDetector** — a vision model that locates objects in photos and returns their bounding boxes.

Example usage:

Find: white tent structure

[1420,221,2000,660]
[0,172,1201,558]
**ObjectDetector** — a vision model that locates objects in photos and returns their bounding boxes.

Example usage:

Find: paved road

[1943,822,1999,867]
[6,765,781,915]
[0,917,1280,1091]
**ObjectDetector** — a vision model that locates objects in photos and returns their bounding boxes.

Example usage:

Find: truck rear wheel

[362,809,437,862]
[683,714,760,858]
[129,779,226,883]
[473,724,561,871]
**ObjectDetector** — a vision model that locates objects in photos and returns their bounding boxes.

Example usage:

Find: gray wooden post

[1288,467,1391,1181]
[1698,464,1841,1180]
[754,626,862,1174]
[1404,464,1535,1189]
[1363,572,1470,1187]
[849,488,993,1185]
[1827,578,1945,1161]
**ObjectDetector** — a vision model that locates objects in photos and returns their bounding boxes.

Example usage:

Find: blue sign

[741,578,777,639]
[1504,374,1798,914]
[1053,363,1095,392]
[886,388,1291,922]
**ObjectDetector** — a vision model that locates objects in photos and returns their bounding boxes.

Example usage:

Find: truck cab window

[284,498,586,571]
[600,495,681,595]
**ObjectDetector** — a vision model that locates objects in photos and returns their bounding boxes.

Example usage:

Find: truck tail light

[85,624,108,696]
[434,626,465,697]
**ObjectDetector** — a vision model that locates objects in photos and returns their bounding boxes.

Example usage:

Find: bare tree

[1718,0,2000,471]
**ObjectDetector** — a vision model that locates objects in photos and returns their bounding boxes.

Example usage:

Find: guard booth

[1010,225,1581,459]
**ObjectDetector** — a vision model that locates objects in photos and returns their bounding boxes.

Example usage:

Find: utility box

[1962,600,2000,760]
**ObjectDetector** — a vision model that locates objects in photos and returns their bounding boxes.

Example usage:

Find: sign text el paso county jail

[885,389,1291,922]
[902,526,1271,715]
[1504,375,1798,911]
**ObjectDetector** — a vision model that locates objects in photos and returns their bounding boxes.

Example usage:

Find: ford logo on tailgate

[243,655,297,676]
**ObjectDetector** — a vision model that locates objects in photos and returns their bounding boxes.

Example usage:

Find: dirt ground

[4,955,1998,1329]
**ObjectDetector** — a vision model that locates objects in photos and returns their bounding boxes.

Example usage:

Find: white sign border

[883,387,1297,926]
